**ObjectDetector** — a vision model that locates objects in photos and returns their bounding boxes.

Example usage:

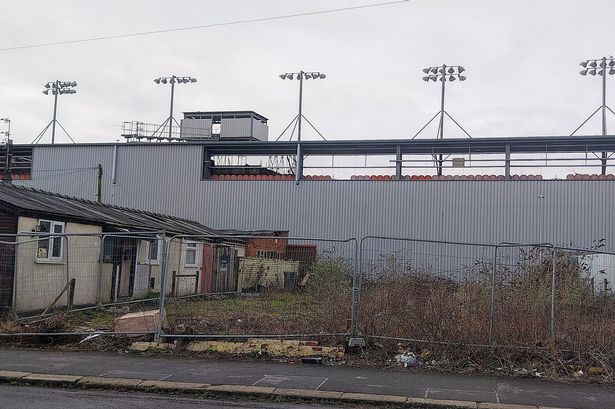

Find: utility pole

[96,164,103,202]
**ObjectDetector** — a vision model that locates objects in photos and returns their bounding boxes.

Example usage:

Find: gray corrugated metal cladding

[15,144,615,252]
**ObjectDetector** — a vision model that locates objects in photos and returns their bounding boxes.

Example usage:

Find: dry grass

[165,259,353,338]
[358,247,615,381]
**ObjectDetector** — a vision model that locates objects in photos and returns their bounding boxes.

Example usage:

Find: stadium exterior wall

[14,144,615,251]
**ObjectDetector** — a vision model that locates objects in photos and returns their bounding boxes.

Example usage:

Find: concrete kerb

[139,379,210,392]
[78,376,145,389]
[274,388,344,400]
[0,371,574,409]
[0,370,32,380]
[207,384,276,395]
[22,373,83,386]
[341,392,407,404]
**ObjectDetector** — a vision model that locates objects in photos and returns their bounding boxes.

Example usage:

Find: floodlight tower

[278,71,327,184]
[0,117,10,142]
[278,71,326,142]
[419,65,467,175]
[153,75,197,139]
[36,80,77,144]
[1,117,11,180]
[1,117,11,181]
[575,57,615,175]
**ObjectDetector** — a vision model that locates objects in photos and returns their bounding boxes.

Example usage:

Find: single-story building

[238,231,318,291]
[0,182,245,314]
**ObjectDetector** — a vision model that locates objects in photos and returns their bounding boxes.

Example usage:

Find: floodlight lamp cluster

[422,65,466,82]
[579,58,615,76]
[42,81,77,95]
[279,72,326,80]
[153,76,197,84]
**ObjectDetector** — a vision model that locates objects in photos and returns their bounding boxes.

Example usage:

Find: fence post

[155,232,168,343]
[97,235,105,307]
[349,237,366,347]
[550,245,557,340]
[11,237,19,319]
[64,236,71,311]
[67,278,76,309]
[489,244,499,345]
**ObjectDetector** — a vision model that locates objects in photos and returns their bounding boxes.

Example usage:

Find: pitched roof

[0,182,219,236]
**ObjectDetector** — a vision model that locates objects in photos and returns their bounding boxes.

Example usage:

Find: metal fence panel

[0,239,16,310]
[158,235,357,342]
[1,232,165,338]
[553,247,615,354]
[2,229,615,360]
[490,244,554,346]
[357,237,494,346]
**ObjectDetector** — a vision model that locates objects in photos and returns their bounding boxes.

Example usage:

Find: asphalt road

[0,384,360,409]
[1,348,615,408]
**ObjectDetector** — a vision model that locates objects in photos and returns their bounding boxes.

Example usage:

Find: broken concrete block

[130,341,175,352]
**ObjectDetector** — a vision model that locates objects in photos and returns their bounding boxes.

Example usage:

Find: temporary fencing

[0,232,165,337]
[1,231,614,357]
[552,246,615,354]
[158,235,357,342]
[357,236,495,346]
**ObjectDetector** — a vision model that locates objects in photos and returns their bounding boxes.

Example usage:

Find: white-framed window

[145,238,161,265]
[185,241,198,267]
[36,220,65,261]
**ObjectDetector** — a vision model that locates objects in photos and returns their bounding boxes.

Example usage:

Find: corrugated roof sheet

[0,182,219,236]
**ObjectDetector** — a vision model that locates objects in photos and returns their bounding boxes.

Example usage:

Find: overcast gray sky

[1,0,614,145]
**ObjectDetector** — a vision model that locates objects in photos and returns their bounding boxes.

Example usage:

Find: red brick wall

[286,244,317,264]
[246,232,288,259]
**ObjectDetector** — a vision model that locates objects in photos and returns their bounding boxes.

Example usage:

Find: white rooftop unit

[180,111,268,141]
